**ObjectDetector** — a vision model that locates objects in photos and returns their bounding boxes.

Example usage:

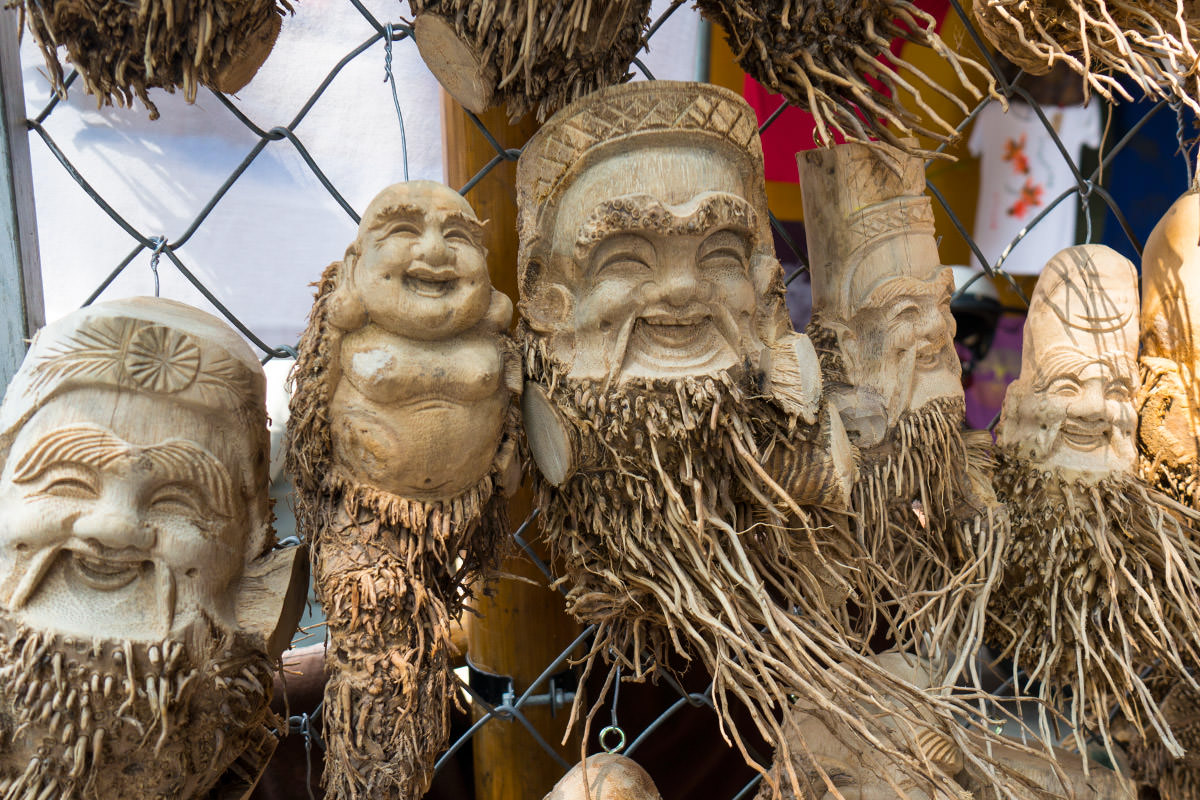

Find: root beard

[852,398,1007,672]
[525,344,1033,800]
[0,617,275,800]
[990,448,1200,762]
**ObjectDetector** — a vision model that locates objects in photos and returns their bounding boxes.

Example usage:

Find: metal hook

[384,23,410,182]
[149,236,167,297]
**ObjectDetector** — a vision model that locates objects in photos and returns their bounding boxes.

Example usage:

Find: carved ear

[236,542,309,660]
[486,289,514,332]
[520,282,573,335]
[325,258,368,331]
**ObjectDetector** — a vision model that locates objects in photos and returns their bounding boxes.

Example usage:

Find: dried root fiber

[524,338,1036,800]
[10,0,291,119]
[408,0,652,121]
[973,0,1200,115]
[0,618,276,800]
[989,446,1200,764]
[1124,678,1200,800]
[693,0,997,157]
[286,260,514,800]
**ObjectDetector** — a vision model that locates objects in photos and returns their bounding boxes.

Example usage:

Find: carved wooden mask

[999,245,1139,478]
[517,80,792,386]
[800,141,960,429]
[1139,190,1200,487]
[0,298,306,798]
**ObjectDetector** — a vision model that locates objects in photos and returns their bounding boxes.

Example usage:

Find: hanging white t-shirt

[968,101,1102,276]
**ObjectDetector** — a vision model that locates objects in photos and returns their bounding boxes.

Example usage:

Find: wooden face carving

[1139,190,1200,481]
[800,143,961,429]
[324,181,516,501]
[0,392,247,641]
[999,245,1139,477]
[518,82,787,387]
[0,298,306,799]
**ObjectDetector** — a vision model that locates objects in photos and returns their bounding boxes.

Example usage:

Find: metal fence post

[0,12,45,387]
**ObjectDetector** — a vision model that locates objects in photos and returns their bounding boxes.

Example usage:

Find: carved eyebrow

[365,203,424,232]
[11,424,234,519]
[862,269,952,310]
[574,193,758,257]
[1031,347,1135,392]
[441,211,487,246]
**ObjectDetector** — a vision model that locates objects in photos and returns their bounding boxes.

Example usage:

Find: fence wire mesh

[10,0,1198,796]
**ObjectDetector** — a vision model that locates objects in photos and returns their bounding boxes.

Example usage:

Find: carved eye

[596,251,652,277]
[148,484,206,517]
[383,220,420,238]
[43,468,99,500]
[1106,380,1132,402]
[1046,377,1080,398]
[915,345,943,370]
[698,231,749,274]
[443,226,476,246]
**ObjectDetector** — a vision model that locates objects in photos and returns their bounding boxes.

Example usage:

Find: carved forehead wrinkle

[551,145,748,256]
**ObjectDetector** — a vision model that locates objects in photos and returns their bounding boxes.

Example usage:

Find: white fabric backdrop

[21,0,701,350]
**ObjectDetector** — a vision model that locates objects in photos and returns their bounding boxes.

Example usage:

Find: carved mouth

[67,551,145,591]
[637,311,712,348]
[1059,422,1108,451]
[404,265,458,298]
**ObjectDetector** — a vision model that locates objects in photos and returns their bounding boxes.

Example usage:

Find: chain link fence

[9,0,1197,796]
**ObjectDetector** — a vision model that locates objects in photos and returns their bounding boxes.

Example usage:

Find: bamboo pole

[441,94,583,800]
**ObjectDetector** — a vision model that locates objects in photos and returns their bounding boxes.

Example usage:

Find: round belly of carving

[331,396,507,500]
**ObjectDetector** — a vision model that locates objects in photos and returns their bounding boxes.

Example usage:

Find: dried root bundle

[525,339,1032,800]
[693,0,997,157]
[10,0,291,119]
[408,0,652,121]
[989,447,1200,763]
[287,260,514,800]
[973,0,1200,114]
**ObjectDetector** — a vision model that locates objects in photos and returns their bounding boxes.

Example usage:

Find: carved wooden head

[1139,190,1200,480]
[999,245,1139,477]
[0,299,302,649]
[517,81,790,384]
[800,142,959,427]
[327,180,494,341]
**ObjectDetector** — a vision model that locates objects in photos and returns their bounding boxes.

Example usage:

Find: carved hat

[1141,190,1200,360]
[516,80,773,285]
[799,141,941,321]
[1018,244,1139,379]
[0,298,272,553]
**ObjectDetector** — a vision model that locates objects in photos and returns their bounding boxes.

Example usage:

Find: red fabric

[743,0,951,182]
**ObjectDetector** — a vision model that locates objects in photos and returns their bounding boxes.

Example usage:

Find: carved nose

[659,263,705,307]
[415,230,450,265]
[1070,382,1107,423]
[74,506,152,552]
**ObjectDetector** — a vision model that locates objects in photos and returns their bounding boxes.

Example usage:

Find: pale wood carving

[993,244,1200,762]
[286,180,521,800]
[543,755,663,800]
[11,0,289,119]
[0,297,308,800]
[516,80,1009,800]
[409,0,651,120]
[1132,190,1200,800]
[692,1,995,156]
[800,140,1004,662]
[971,0,1200,115]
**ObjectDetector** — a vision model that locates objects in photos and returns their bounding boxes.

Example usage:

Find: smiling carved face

[353,181,492,341]
[0,390,246,641]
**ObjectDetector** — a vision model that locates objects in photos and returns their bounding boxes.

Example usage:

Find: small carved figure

[518,80,1004,800]
[544,754,663,800]
[972,0,1200,116]
[11,0,290,119]
[0,298,307,800]
[800,140,1004,661]
[408,0,651,120]
[692,0,996,156]
[991,244,1200,761]
[287,180,520,800]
